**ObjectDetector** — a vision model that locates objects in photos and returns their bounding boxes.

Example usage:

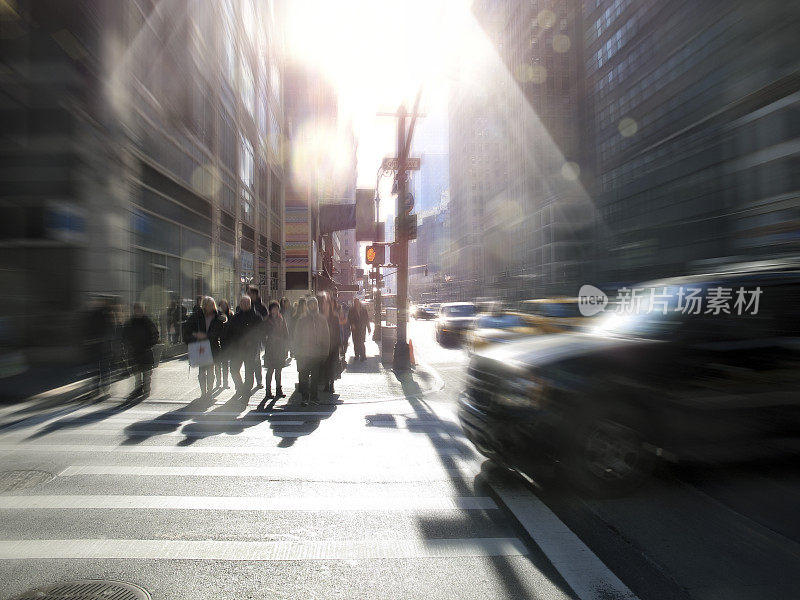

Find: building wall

[0,0,289,361]
[585,0,800,285]
[461,0,799,300]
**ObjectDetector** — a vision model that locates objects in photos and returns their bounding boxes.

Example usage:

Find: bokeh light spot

[561,161,580,181]
[553,34,571,53]
[530,65,547,84]
[619,117,638,137]
[537,10,556,29]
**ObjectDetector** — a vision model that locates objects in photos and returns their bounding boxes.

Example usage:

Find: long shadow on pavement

[391,369,578,600]
[23,394,149,441]
[120,393,218,444]
[174,387,336,447]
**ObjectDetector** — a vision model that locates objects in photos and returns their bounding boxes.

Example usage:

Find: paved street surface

[1,320,799,599]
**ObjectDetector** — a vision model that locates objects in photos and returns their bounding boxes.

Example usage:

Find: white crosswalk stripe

[0,494,497,511]
[0,396,557,595]
[0,538,527,561]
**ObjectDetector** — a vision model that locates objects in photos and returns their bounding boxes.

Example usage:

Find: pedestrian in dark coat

[86,296,118,398]
[122,303,160,399]
[263,301,289,400]
[246,286,267,388]
[182,296,226,399]
[348,298,371,361]
[215,299,233,388]
[226,296,264,394]
[320,295,342,393]
[289,298,307,358]
[294,296,329,405]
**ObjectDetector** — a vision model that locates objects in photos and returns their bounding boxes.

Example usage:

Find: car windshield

[443,305,476,317]
[477,314,524,329]
[591,285,692,339]
[526,302,582,318]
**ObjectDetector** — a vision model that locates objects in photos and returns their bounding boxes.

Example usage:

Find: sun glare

[282,0,482,184]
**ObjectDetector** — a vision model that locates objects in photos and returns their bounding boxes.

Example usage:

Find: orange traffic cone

[408,339,416,367]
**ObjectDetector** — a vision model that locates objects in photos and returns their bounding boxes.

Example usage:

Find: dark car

[414,304,437,320]
[458,260,800,496]
[435,302,477,346]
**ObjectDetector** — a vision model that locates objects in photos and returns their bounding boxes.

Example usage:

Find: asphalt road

[410,320,800,600]
[1,320,797,600]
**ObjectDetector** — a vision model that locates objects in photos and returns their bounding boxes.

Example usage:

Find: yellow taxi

[517,297,587,333]
[467,312,539,353]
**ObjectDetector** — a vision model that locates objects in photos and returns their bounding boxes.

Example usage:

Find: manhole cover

[0,470,53,494]
[13,580,151,600]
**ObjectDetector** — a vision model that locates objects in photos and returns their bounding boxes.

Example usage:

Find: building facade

[0,0,288,362]
[584,0,800,285]
[456,0,799,300]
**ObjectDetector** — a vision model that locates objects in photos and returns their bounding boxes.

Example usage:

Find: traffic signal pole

[393,104,411,371]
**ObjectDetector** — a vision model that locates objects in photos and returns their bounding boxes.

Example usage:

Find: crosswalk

[0,390,579,599]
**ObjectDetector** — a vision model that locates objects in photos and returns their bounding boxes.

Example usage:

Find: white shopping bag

[187,340,214,367]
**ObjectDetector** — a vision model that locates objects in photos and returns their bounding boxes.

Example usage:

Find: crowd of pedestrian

[85,288,372,407]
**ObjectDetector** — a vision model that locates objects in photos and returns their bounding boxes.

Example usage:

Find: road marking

[0,410,335,433]
[58,463,480,481]
[490,478,638,600]
[0,443,463,456]
[0,494,497,511]
[11,417,308,427]
[0,537,526,561]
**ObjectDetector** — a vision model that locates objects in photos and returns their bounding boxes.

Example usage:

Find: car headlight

[496,375,547,409]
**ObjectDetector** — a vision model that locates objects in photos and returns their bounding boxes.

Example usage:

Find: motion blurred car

[413,304,437,320]
[458,260,800,497]
[435,302,478,346]
[518,298,588,333]
[467,312,538,353]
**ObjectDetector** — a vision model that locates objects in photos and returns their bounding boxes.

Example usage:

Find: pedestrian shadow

[120,394,216,444]
[0,389,109,434]
[177,391,253,443]
[390,368,578,600]
[267,388,338,447]
[176,387,337,446]
[23,394,148,441]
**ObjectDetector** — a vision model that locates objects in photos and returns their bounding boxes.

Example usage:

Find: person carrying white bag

[183,296,226,399]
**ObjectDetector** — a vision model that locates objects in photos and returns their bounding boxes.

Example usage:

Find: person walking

[320,295,342,394]
[122,302,160,400]
[183,296,225,399]
[247,286,268,389]
[85,296,118,399]
[215,299,233,389]
[348,298,371,361]
[338,302,350,358]
[289,298,307,359]
[227,295,263,395]
[294,296,329,405]
[263,300,289,400]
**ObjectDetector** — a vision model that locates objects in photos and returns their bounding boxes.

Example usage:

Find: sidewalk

[1,336,442,414]
[144,335,442,405]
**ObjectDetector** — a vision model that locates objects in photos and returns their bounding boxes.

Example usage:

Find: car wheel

[562,414,654,498]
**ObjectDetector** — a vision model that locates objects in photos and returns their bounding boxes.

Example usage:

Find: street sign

[336,284,360,292]
[404,192,414,215]
[381,157,421,171]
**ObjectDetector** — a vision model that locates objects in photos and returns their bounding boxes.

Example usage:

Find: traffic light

[365,244,385,265]
[389,242,398,266]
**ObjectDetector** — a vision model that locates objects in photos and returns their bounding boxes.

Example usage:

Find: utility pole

[377,94,422,370]
[372,168,385,342]
[393,103,413,371]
